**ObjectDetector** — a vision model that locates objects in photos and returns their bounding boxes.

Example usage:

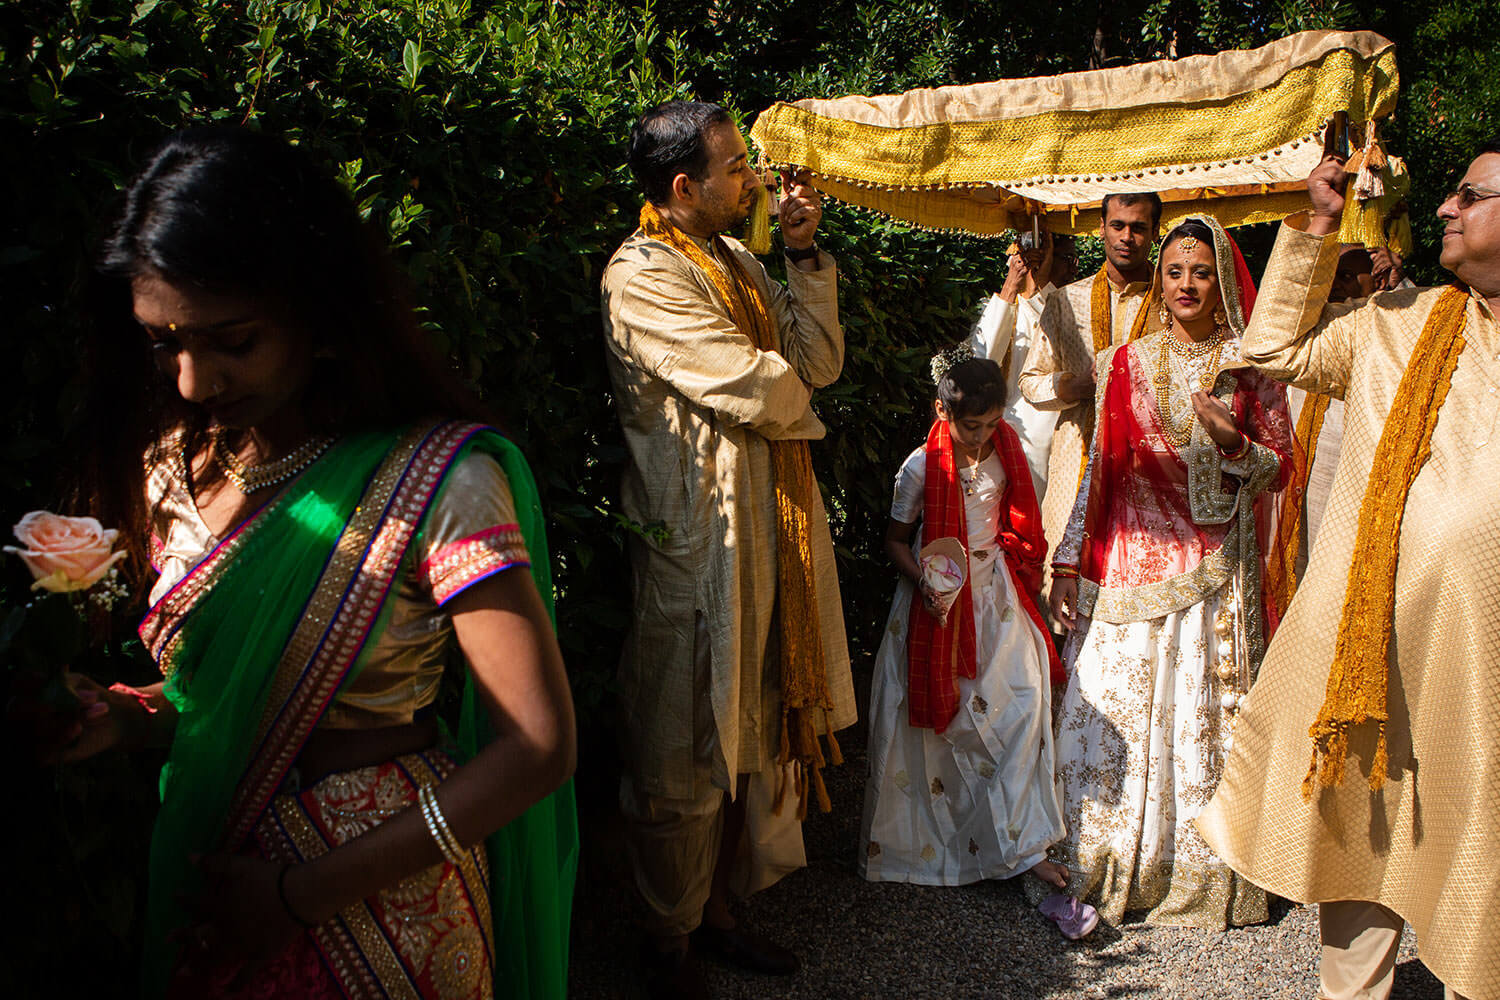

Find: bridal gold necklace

[1153,323,1227,446]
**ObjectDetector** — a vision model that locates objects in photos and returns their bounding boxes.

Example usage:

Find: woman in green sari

[58,127,578,999]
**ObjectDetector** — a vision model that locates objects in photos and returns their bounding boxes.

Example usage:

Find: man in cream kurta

[1284,246,1407,573]
[601,101,856,996]
[969,235,1076,501]
[1198,150,1500,1000]
[1020,195,1163,626]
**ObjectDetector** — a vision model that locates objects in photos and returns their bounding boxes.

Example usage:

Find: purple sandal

[1039,893,1100,940]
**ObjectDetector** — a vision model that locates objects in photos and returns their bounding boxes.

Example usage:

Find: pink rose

[5,511,127,593]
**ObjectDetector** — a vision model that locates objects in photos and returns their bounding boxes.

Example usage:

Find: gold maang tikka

[1176,235,1200,255]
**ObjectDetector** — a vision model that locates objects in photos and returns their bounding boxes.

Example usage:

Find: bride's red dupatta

[1074,235,1293,640]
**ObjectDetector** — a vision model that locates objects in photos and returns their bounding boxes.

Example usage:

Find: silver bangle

[417,784,466,867]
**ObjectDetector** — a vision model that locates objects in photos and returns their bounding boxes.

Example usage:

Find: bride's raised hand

[1190,391,1243,450]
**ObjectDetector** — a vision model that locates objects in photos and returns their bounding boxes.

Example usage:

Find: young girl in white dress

[860,352,1097,938]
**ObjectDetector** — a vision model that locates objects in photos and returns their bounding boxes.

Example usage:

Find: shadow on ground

[568,667,1442,1000]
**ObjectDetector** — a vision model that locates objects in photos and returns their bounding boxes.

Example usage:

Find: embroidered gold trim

[1266,391,1332,612]
[406,753,496,956]
[421,525,530,606]
[141,495,284,673]
[1047,841,1268,928]
[226,422,483,849]
[1077,543,1236,624]
[257,750,495,1000]
[263,789,421,1000]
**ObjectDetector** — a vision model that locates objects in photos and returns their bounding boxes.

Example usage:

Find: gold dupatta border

[256,751,496,1000]
[224,420,486,849]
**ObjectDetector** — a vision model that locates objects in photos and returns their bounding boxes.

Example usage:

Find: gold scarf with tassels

[1266,392,1333,611]
[1303,283,1469,798]
[1080,268,1159,487]
[637,201,843,816]
[1089,267,1159,354]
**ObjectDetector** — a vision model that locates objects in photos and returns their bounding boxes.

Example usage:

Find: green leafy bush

[4,0,1497,988]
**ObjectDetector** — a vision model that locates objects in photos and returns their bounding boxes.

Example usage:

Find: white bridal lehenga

[860,446,1066,884]
[1041,215,1290,928]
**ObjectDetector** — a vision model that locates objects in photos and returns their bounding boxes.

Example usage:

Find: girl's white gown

[860,445,1066,884]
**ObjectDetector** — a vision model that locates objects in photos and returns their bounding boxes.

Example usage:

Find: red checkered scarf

[907,417,1061,731]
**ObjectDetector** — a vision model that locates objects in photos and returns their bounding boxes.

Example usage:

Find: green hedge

[5,0,1498,989]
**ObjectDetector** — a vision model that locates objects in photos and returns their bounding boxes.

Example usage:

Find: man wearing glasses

[1199,144,1500,1000]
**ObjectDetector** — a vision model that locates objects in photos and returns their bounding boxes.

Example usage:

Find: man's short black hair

[1101,192,1164,228]
[628,101,734,204]
[1480,134,1500,158]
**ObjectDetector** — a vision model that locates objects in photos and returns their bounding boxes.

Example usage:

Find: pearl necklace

[211,428,334,494]
[1152,325,1227,446]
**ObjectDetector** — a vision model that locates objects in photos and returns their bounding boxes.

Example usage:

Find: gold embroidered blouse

[146,450,530,728]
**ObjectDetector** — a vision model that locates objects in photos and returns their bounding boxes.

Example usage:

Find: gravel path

[569,672,1443,999]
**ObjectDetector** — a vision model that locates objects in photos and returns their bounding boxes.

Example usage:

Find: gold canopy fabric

[749,30,1398,236]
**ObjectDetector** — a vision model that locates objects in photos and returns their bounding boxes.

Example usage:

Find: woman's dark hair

[1159,217,1217,261]
[75,125,486,580]
[628,101,733,204]
[937,357,1007,420]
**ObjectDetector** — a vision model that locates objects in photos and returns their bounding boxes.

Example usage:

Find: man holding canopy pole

[600,100,856,1000]
[1198,144,1500,1000]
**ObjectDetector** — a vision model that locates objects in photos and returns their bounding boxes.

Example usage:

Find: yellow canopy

[749,30,1399,236]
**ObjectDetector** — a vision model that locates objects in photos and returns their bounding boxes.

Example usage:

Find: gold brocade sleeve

[1242,215,1360,398]
[414,452,530,606]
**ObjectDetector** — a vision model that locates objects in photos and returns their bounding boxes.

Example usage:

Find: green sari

[138,421,577,998]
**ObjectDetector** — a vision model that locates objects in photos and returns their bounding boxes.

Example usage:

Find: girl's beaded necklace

[956,447,986,497]
[211,427,334,494]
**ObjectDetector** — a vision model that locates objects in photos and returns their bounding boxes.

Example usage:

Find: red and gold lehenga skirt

[172,749,495,1000]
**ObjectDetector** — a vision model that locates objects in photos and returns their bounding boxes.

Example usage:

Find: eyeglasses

[1445,182,1500,209]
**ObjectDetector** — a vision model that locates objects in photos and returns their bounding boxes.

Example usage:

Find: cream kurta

[970,284,1061,502]
[1198,218,1500,1000]
[602,232,857,800]
[1285,386,1345,569]
[1020,273,1157,622]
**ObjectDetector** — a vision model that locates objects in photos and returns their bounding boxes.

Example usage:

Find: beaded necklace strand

[210,428,334,494]
[1152,324,1227,445]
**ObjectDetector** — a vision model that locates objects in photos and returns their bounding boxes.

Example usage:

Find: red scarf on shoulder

[907,417,1062,732]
